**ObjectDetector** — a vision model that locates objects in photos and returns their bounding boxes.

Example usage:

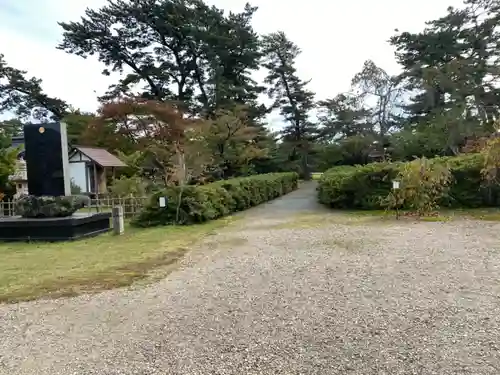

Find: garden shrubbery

[132,172,298,227]
[318,153,500,210]
[15,195,90,218]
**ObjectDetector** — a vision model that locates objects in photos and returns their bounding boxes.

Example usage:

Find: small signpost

[159,197,167,207]
[392,179,401,219]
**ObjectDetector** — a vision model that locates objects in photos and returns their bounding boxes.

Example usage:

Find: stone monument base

[0,212,111,242]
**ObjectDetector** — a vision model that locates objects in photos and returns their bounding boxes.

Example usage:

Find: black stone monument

[24,122,71,196]
[0,122,111,241]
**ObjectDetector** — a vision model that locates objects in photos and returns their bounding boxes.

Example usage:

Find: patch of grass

[418,215,452,222]
[379,208,500,222]
[77,206,113,214]
[319,207,500,222]
[339,209,500,222]
[340,209,389,218]
[449,208,500,221]
[0,218,233,303]
[274,207,500,229]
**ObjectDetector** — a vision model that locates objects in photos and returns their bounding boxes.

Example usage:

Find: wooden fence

[85,196,149,218]
[0,196,150,219]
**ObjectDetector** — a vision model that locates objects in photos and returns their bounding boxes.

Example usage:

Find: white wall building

[10,137,126,197]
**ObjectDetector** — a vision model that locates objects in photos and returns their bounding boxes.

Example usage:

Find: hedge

[132,172,299,227]
[317,153,500,210]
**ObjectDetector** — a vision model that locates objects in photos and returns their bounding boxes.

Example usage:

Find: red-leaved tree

[95,98,211,186]
[95,98,213,222]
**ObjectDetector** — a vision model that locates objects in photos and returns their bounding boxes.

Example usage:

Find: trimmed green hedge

[318,154,500,209]
[132,172,299,227]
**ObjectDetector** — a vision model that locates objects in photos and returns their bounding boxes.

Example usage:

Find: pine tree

[390,0,500,153]
[58,0,264,120]
[261,31,317,180]
[0,54,68,120]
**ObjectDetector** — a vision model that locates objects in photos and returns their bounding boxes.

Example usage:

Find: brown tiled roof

[73,146,127,167]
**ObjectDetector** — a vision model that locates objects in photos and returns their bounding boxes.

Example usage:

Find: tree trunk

[175,186,184,224]
[301,150,311,181]
[175,147,187,224]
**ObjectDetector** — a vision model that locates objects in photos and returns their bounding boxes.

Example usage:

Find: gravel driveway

[2,182,500,374]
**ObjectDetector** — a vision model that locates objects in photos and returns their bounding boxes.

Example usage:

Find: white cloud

[0,0,465,116]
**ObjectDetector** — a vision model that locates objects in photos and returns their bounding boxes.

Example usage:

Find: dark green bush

[318,153,500,210]
[132,172,299,227]
[317,162,399,209]
[15,195,90,218]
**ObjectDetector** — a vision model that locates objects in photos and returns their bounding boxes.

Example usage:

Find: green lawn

[278,208,500,229]
[0,218,232,303]
[338,208,500,222]
[311,172,323,180]
[77,206,113,214]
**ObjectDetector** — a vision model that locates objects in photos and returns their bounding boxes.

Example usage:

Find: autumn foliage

[91,98,211,186]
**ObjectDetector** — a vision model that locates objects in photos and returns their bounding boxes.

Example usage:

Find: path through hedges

[2,181,500,374]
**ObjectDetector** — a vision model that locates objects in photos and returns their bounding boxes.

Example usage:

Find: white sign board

[392,180,400,189]
[159,197,166,207]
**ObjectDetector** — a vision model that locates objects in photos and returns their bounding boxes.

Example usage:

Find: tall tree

[261,31,317,180]
[95,98,211,186]
[0,122,19,200]
[0,119,23,140]
[0,54,68,121]
[317,93,373,141]
[351,60,404,137]
[96,98,212,222]
[58,0,264,120]
[62,111,97,145]
[205,106,267,178]
[390,0,500,154]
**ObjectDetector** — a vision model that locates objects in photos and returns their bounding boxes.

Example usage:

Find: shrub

[318,153,500,210]
[380,157,452,215]
[317,162,400,209]
[70,178,82,195]
[15,195,90,218]
[108,175,148,197]
[132,172,299,227]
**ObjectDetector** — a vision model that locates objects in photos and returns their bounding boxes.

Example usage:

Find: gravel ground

[2,182,500,374]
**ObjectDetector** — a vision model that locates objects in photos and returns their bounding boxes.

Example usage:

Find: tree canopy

[1,0,500,187]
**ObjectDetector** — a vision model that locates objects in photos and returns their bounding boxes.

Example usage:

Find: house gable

[69,149,92,162]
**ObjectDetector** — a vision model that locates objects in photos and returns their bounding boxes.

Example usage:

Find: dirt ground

[2,182,500,374]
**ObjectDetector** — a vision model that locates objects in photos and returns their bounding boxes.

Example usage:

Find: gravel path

[2,182,500,374]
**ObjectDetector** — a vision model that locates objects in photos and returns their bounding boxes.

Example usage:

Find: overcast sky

[1,0,464,124]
